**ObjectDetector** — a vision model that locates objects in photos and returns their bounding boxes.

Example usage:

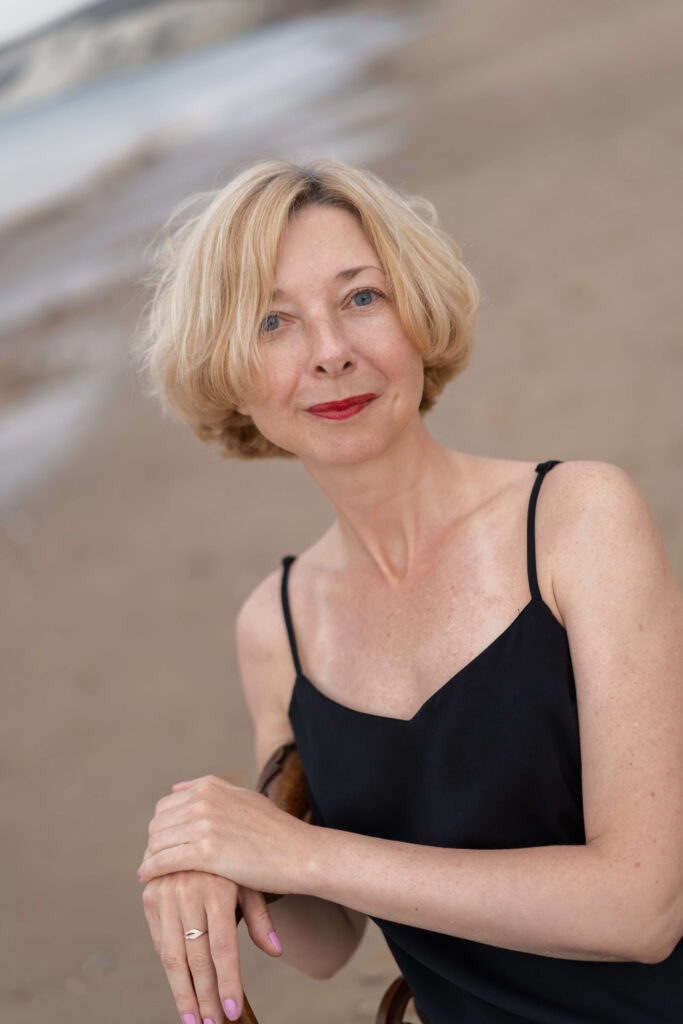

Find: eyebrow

[271,265,384,301]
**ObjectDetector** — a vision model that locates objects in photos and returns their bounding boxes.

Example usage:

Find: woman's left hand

[137,775,311,894]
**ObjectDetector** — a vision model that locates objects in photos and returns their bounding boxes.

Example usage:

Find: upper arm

[547,460,683,959]
[235,569,297,778]
[235,567,369,941]
[233,569,366,942]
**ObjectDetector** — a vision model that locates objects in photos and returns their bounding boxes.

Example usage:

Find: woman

[134,157,683,1024]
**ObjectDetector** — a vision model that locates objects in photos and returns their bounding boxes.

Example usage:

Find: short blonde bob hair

[133,156,479,459]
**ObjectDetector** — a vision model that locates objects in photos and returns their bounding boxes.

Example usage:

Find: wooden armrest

[232,743,312,925]
[224,743,312,1023]
[255,741,313,823]
[232,745,423,1024]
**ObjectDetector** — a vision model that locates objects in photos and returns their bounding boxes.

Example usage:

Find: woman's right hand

[141,856,282,1023]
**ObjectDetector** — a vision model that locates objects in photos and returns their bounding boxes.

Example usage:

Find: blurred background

[1,1,681,1021]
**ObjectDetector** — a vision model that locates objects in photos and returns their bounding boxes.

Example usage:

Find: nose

[308,317,356,376]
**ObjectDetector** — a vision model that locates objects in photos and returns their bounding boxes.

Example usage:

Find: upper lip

[307,393,377,412]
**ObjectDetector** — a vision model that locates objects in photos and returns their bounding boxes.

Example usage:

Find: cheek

[387,342,425,396]
[242,361,286,412]
[245,407,300,456]
[242,376,300,448]
[258,351,299,395]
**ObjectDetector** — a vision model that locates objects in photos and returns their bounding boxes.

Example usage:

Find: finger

[148,794,215,837]
[153,778,241,820]
[148,803,200,844]
[153,789,197,816]
[205,882,244,1022]
[181,893,225,1024]
[168,775,234,792]
[158,906,202,1024]
[239,886,283,958]
[139,844,204,882]
[141,881,161,956]
[172,777,240,790]
[148,822,199,857]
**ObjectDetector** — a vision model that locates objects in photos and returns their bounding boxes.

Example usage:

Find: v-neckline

[288,597,565,725]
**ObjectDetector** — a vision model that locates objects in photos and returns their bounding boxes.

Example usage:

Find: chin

[302,432,396,468]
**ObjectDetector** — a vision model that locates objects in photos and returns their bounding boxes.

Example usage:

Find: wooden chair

[230,743,430,1024]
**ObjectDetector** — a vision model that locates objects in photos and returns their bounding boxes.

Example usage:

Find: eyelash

[259,287,384,335]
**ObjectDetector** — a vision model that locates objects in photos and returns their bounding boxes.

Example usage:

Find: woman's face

[237,203,426,466]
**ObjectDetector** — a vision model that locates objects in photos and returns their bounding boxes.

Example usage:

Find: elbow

[600,856,683,964]
[293,957,344,982]
[307,964,338,981]
[631,900,682,965]
[311,954,352,981]
[315,963,342,981]
[318,911,368,979]
[637,935,676,965]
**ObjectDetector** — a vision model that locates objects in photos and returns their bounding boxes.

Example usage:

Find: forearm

[265,893,358,980]
[301,828,662,963]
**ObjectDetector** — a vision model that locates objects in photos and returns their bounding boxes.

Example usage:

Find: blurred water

[1,11,416,230]
[0,8,425,334]
[0,6,429,514]
[0,372,111,509]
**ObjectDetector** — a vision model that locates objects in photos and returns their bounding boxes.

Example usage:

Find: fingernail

[224,997,239,1021]
[136,869,141,879]
[268,930,282,952]
[203,1019,215,1024]
[181,1015,196,1024]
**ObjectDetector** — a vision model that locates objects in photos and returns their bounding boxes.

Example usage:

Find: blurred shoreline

[0,2,427,514]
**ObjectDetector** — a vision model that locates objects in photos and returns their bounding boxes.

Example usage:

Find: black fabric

[282,460,683,1022]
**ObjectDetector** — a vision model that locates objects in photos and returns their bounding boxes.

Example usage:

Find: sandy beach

[1,1,682,1022]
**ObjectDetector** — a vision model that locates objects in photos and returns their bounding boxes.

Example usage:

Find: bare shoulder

[538,458,663,544]
[538,457,645,500]
[471,455,642,507]
[537,458,679,619]
[235,565,296,774]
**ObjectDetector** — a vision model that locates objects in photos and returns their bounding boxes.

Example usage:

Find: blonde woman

[134,157,683,1024]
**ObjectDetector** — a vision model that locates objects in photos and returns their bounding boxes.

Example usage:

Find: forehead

[271,205,381,289]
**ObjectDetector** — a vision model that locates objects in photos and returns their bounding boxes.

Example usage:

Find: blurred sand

[1,1,682,1022]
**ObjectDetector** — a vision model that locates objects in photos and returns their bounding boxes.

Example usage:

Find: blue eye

[351,289,378,307]
[259,288,382,335]
[260,313,280,333]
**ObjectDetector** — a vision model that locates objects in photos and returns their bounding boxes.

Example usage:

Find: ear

[236,401,250,416]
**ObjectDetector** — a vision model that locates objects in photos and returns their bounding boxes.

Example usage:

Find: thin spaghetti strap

[527,461,563,603]
[280,555,303,678]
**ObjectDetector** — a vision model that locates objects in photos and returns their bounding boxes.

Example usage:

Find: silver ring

[184,929,207,940]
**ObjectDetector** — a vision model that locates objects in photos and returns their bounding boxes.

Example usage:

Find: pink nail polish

[136,869,141,879]
[268,930,282,952]
[224,997,239,1021]
[203,1019,215,1024]
[181,1015,196,1024]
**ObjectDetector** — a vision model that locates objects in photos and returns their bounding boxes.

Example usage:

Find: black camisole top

[281,460,683,1023]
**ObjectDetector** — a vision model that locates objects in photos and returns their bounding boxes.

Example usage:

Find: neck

[301,422,473,584]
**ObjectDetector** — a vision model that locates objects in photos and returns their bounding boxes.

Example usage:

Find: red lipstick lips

[307,391,376,411]
[306,393,377,420]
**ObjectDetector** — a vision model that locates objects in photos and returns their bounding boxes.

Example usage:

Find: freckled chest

[291,482,542,720]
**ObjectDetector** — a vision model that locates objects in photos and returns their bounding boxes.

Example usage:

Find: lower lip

[307,397,376,420]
